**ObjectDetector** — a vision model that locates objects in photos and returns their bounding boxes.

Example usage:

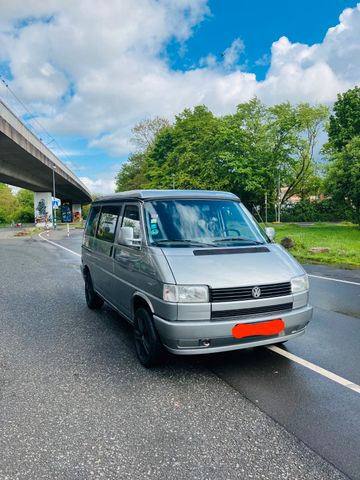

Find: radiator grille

[210,282,292,302]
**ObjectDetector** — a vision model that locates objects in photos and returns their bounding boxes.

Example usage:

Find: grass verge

[272,223,360,267]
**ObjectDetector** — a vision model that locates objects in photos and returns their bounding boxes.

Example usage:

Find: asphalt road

[0,229,359,479]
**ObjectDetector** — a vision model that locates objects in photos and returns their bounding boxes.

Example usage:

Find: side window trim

[113,203,124,242]
[85,205,101,238]
[94,206,102,238]
[119,202,145,248]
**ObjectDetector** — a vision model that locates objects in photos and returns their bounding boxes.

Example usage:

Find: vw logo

[252,286,261,298]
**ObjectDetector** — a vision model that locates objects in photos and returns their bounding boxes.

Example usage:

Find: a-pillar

[34,192,53,227]
[72,203,82,222]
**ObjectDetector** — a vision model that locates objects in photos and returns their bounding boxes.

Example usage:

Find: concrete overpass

[0,99,92,224]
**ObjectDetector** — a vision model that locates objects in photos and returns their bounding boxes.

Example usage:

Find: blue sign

[52,198,61,209]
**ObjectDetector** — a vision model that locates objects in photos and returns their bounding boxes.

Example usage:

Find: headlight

[163,284,209,303]
[291,274,309,293]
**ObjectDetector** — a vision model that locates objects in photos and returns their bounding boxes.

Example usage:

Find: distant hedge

[278,199,356,223]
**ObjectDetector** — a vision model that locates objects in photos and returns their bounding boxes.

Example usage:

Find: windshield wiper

[152,239,217,247]
[213,237,264,245]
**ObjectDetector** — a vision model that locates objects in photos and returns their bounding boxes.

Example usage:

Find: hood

[162,244,304,288]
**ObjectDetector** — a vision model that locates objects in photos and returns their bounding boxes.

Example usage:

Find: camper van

[81,190,312,367]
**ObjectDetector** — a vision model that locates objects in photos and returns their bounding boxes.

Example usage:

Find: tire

[134,307,163,367]
[84,272,104,310]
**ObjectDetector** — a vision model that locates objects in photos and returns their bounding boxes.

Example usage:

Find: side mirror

[118,226,142,247]
[118,226,134,246]
[265,227,275,242]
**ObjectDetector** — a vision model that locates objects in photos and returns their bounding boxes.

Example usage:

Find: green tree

[221,98,276,206]
[115,153,148,192]
[326,137,360,223]
[13,189,34,223]
[114,100,328,212]
[131,117,170,152]
[324,86,360,224]
[216,99,327,208]
[0,183,17,224]
[146,106,230,191]
[273,102,328,206]
[115,117,170,191]
[327,86,360,152]
[17,189,34,208]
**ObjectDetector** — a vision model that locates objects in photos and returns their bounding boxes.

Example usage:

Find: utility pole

[52,164,57,230]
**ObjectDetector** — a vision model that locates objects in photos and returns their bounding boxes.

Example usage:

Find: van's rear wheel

[134,308,163,367]
[84,272,104,310]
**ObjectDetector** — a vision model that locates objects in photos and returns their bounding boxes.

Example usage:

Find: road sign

[52,198,61,209]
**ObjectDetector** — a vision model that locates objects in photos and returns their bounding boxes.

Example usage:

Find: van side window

[85,207,101,237]
[97,206,120,243]
[122,205,141,239]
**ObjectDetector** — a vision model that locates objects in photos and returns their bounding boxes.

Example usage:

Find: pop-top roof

[93,189,239,204]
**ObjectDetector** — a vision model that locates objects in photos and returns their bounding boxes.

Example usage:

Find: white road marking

[267,345,360,394]
[308,274,360,286]
[38,231,81,257]
[38,232,360,392]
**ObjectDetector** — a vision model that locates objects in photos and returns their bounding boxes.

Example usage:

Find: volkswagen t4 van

[81,190,312,367]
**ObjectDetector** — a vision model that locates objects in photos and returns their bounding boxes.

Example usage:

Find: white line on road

[267,345,360,394]
[308,274,360,286]
[38,232,360,393]
[38,232,81,257]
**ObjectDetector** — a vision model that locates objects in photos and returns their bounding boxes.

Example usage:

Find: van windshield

[144,199,268,247]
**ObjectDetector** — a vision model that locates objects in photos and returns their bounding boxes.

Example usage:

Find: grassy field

[272,223,360,267]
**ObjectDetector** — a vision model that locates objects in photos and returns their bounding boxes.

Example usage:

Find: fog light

[200,339,211,347]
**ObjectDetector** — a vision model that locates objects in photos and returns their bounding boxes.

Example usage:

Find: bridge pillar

[34,192,53,227]
[72,203,82,222]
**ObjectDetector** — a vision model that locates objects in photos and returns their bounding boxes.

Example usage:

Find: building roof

[93,189,239,204]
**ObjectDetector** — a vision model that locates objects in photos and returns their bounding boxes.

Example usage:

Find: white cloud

[255,53,270,67]
[222,38,245,68]
[1,1,360,194]
[79,175,116,196]
[199,54,217,68]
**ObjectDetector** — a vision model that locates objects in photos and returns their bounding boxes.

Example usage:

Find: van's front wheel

[134,308,163,367]
[84,272,104,310]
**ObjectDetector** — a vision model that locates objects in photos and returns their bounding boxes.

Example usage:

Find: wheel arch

[132,293,154,319]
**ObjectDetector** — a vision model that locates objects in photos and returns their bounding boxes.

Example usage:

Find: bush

[13,206,34,223]
[279,199,356,223]
[0,207,10,224]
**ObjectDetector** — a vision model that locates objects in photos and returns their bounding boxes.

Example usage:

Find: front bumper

[153,305,313,355]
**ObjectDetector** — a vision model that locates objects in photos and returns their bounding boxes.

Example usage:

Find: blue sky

[0,1,359,194]
[172,0,358,78]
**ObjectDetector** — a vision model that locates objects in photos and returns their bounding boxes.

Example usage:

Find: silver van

[81,190,312,367]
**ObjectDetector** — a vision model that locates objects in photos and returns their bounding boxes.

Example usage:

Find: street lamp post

[265,192,268,224]
[52,164,57,230]
[277,166,281,223]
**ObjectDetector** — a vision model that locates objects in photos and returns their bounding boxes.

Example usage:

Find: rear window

[97,206,121,243]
